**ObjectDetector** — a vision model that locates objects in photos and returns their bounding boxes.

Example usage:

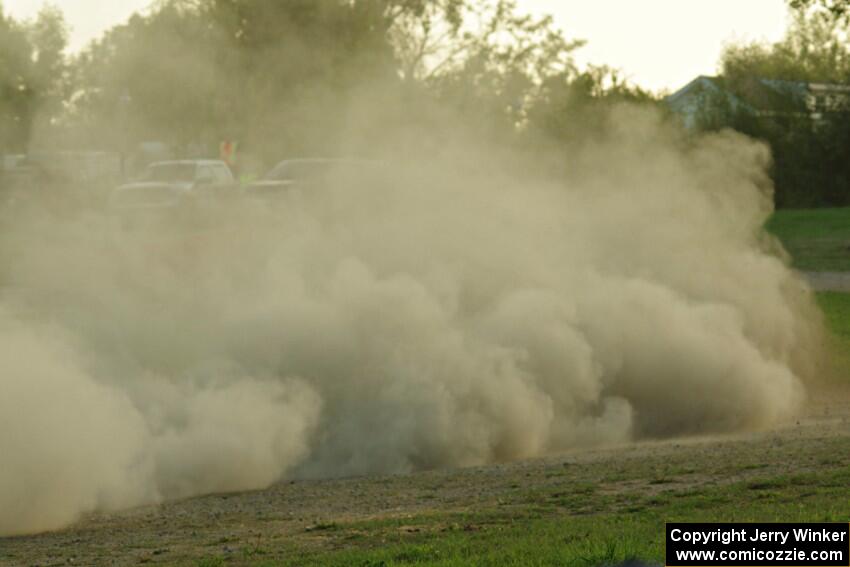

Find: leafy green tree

[385,0,591,143]
[525,65,656,149]
[23,5,70,147]
[0,6,31,152]
[62,0,658,168]
[70,3,220,152]
[203,0,399,156]
[0,3,67,153]
[721,11,850,83]
[712,10,850,207]
[789,0,850,22]
[70,0,401,161]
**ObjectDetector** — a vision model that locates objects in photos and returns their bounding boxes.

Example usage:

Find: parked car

[110,159,239,226]
[244,158,383,201]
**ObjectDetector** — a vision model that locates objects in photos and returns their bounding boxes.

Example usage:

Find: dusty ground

[2,391,849,567]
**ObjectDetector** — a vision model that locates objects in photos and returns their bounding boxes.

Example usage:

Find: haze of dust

[0,107,822,536]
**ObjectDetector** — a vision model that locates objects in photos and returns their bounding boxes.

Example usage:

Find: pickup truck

[110,160,239,223]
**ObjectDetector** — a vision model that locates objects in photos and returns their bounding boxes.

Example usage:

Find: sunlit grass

[189,464,850,566]
[767,207,850,272]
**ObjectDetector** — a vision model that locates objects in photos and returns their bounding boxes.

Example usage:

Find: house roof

[666,75,850,115]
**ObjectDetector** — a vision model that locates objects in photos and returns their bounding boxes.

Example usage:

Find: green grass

[191,466,850,567]
[767,207,850,271]
[816,291,850,378]
[764,204,850,368]
[817,292,850,341]
[815,292,850,378]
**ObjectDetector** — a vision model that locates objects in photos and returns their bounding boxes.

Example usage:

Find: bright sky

[4,0,790,93]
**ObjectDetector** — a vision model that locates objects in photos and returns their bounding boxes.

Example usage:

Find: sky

[4,0,790,93]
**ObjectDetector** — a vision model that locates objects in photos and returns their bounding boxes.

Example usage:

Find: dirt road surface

[2,392,849,567]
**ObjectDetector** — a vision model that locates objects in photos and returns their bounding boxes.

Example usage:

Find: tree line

[0,4,66,153]
[696,0,850,208]
[1,0,849,207]
[0,0,651,169]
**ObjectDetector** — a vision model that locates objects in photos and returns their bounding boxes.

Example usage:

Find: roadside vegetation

[818,291,850,340]
[186,426,850,567]
[5,0,850,209]
[768,207,850,271]
[703,1,850,208]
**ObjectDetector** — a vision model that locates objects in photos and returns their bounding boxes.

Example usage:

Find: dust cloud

[0,107,821,536]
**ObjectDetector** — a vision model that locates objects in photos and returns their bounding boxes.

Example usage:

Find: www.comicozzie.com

[666,523,850,566]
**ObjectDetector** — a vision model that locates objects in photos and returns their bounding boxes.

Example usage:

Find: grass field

[817,292,850,342]
[767,207,850,272]
[191,462,850,567]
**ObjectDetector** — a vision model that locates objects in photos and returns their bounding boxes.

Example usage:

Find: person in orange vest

[219,140,239,177]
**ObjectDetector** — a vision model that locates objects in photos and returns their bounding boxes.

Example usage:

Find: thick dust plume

[0,107,821,536]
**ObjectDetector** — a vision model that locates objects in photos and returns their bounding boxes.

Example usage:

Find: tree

[382,0,590,144]
[0,4,68,153]
[713,9,850,207]
[0,7,31,152]
[24,5,70,146]
[62,0,656,166]
[721,10,850,83]
[789,0,850,22]
[388,0,580,82]
[70,0,401,161]
[524,65,655,149]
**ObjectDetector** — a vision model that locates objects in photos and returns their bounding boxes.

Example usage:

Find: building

[666,75,850,129]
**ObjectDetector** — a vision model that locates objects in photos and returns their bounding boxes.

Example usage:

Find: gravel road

[2,393,848,567]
